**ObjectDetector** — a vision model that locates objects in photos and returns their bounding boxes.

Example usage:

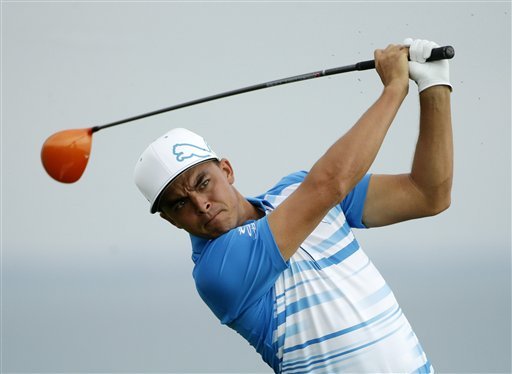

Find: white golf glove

[403,38,452,93]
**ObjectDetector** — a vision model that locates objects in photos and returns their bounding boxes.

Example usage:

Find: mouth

[205,211,222,227]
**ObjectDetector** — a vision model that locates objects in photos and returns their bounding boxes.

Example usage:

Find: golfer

[134,38,452,373]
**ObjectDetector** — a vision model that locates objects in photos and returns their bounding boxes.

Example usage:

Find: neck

[237,193,264,224]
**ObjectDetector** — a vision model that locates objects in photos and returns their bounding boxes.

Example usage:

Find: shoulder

[194,217,284,277]
[257,170,308,199]
[192,217,287,323]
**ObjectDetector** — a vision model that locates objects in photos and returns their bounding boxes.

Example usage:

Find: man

[134,38,452,373]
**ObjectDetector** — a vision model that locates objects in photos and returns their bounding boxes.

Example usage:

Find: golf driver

[41,45,454,183]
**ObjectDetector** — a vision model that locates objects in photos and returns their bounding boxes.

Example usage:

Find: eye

[199,179,210,190]
[173,199,186,211]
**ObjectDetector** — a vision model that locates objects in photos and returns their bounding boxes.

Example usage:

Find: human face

[158,159,242,238]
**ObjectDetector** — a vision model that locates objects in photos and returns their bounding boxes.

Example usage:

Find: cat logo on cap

[173,143,214,162]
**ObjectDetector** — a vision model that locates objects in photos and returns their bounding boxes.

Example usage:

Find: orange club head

[41,128,93,183]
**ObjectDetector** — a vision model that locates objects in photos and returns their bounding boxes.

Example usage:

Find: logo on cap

[173,143,213,162]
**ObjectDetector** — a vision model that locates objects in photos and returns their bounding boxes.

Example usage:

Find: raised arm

[362,39,453,227]
[268,44,410,261]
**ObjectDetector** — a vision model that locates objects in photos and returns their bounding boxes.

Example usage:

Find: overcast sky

[2,1,511,373]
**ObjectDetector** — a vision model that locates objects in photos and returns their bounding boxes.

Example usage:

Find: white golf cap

[134,128,220,213]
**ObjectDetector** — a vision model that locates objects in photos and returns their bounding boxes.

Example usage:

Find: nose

[190,193,211,214]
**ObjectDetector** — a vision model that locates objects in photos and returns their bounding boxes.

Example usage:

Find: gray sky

[2,1,511,373]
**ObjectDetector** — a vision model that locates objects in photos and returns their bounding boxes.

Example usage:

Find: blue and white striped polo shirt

[191,171,433,373]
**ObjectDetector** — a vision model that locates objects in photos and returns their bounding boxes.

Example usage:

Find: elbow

[307,156,364,207]
[410,173,452,217]
[428,197,451,216]
[424,188,452,216]
[305,171,347,208]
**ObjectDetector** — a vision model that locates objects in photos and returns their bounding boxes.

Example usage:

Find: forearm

[310,84,407,200]
[410,86,453,210]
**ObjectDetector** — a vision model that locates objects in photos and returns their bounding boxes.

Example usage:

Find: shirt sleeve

[340,174,372,229]
[192,216,288,324]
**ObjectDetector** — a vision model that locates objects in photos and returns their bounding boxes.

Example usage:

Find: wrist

[419,85,451,99]
[383,81,408,102]
[420,85,452,101]
[419,85,451,113]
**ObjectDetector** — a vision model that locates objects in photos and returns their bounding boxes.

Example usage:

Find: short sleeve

[340,174,371,229]
[192,216,288,324]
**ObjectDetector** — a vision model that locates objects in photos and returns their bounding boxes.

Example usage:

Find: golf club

[41,46,454,184]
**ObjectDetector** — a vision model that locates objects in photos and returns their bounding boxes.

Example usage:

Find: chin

[204,223,234,239]
[195,231,224,240]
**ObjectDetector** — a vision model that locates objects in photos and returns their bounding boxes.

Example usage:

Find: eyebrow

[164,170,208,208]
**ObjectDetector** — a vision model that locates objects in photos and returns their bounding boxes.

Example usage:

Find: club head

[41,128,93,183]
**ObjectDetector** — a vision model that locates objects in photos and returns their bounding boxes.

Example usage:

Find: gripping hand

[404,38,452,93]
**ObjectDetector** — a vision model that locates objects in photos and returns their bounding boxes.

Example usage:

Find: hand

[404,38,452,93]
[374,44,409,94]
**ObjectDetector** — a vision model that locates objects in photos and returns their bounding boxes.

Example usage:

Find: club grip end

[427,46,455,62]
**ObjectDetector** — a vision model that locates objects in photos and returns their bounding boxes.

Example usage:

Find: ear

[219,158,235,184]
[159,212,182,229]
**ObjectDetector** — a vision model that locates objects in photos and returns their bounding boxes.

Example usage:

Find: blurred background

[2,2,510,373]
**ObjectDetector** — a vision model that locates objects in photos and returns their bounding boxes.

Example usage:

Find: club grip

[427,45,455,62]
[355,45,455,71]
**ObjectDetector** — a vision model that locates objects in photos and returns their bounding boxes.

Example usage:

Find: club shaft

[92,46,454,133]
